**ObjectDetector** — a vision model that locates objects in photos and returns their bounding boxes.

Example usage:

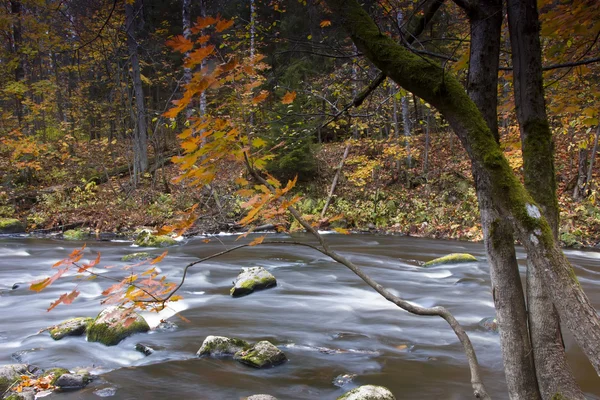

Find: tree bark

[507,1,584,397]
[463,0,542,397]
[325,0,600,378]
[585,124,599,195]
[11,0,24,128]
[125,0,148,183]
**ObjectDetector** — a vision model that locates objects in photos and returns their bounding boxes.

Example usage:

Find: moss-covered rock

[86,307,150,346]
[121,252,152,262]
[0,218,25,234]
[479,316,499,333]
[0,364,28,393]
[62,229,89,241]
[336,385,396,400]
[197,335,250,357]
[134,231,177,247]
[230,267,277,297]
[423,253,477,267]
[42,368,70,385]
[54,372,90,390]
[234,340,287,368]
[48,317,93,340]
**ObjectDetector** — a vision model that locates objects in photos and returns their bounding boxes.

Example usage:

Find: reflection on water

[0,234,599,399]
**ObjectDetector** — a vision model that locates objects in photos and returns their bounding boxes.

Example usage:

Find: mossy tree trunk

[461,0,542,397]
[325,0,600,379]
[507,0,584,397]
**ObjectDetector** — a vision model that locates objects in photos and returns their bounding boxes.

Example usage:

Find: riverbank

[2,141,599,249]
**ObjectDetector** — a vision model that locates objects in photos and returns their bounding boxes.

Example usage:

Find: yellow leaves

[334,227,350,234]
[165,35,194,53]
[151,251,168,264]
[252,137,267,148]
[320,20,332,28]
[249,235,266,246]
[281,91,297,104]
[252,90,269,104]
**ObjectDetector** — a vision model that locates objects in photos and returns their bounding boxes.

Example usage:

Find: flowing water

[1,234,599,399]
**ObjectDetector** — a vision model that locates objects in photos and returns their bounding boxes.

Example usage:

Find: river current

[0,234,599,399]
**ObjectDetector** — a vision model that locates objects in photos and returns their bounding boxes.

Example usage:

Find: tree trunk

[326,0,600,377]
[573,148,588,200]
[464,0,542,397]
[125,0,148,183]
[507,1,585,396]
[585,124,599,195]
[11,0,24,128]
[182,0,192,119]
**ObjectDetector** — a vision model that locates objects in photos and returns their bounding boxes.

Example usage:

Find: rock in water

[234,341,287,368]
[423,253,477,267]
[0,218,25,234]
[54,373,90,390]
[197,336,250,357]
[134,231,177,247]
[337,385,396,400]
[121,252,151,262]
[48,317,94,340]
[135,343,155,356]
[479,316,499,333]
[247,395,278,400]
[0,364,29,392]
[230,267,277,297]
[86,307,149,346]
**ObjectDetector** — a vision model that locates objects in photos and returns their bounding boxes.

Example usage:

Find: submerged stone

[336,385,396,400]
[121,252,151,262]
[48,317,94,340]
[247,395,279,400]
[86,307,150,346]
[230,267,277,297]
[135,343,155,356]
[479,316,499,333]
[234,340,287,368]
[62,229,89,241]
[423,253,477,267]
[197,335,250,357]
[0,218,25,234]
[134,231,177,247]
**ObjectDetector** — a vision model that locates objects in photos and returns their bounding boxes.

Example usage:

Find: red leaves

[47,290,80,311]
[165,35,194,53]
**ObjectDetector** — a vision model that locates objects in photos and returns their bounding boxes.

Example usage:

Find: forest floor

[2,133,599,248]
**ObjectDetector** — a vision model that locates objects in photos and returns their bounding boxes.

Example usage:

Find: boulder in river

[0,218,25,234]
[134,231,177,247]
[48,317,94,340]
[135,343,155,356]
[197,335,250,357]
[246,395,279,400]
[121,252,152,262]
[479,316,499,333]
[0,364,29,393]
[234,340,287,368]
[86,307,150,346]
[62,229,89,241]
[423,253,477,267]
[336,385,396,400]
[230,267,277,297]
[54,372,91,390]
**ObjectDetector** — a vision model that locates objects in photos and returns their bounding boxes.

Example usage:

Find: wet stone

[234,340,287,368]
[336,385,396,400]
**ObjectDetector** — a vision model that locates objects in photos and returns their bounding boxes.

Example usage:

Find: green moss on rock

[0,364,28,392]
[336,384,396,400]
[134,231,177,247]
[63,229,89,241]
[121,252,152,262]
[230,267,277,297]
[0,218,25,234]
[42,368,70,385]
[86,307,149,346]
[234,340,286,368]
[197,335,250,357]
[48,317,94,340]
[423,253,477,267]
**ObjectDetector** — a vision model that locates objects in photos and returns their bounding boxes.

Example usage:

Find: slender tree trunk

[507,1,584,397]
[464,1,542,398]
[327,0,600,377]
[11,0,24,128]
[423,108,430,176]
[126,0,148,183]
[585,124,599,195]
[573,148,588,200]
[402,95,412,170]
[391,83,401,174]
[182,0,193,119]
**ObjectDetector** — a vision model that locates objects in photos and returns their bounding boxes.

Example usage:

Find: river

[0,234,599,399]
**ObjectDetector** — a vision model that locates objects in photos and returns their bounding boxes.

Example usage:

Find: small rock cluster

[0,364,91,399]
[197,336,287,368]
